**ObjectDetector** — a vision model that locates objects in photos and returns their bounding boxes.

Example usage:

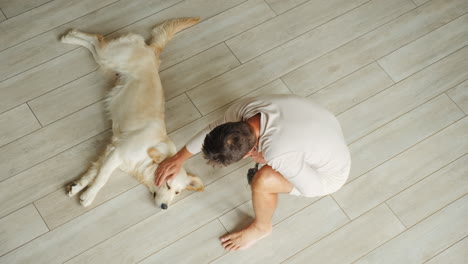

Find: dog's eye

[175,191,180,195]
[166,182,171,190]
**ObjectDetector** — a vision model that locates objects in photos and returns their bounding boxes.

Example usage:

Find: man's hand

[154,146,193,186]
[154,156,182,186]
[250,149,267,164]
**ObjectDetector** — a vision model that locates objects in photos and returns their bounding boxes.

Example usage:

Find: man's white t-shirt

[186,94,351,197]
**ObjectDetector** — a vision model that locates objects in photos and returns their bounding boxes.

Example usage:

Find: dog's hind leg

[79,149,120,207]
[61,30,105,62]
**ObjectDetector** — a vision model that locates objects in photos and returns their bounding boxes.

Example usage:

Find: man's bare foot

[220,222,272,251]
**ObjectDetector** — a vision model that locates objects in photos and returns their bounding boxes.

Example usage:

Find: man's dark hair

[202,121,256,166]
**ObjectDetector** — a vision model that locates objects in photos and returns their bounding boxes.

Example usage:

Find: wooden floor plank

[27,71,114,126]
[28,43,235,126]
[333,117,468,219]
[34,151,250,230]
[0,204,48,256]
[356,195,468,264]
[226,0,369,63]
[0,131,110,219]
[34,169,139,230]
[338,46,468,143]
[160,43,240,100]
[307,62,394,115]
[284,204,405,264]
[282,0,467,96]
[219,194,319,232]
[165,94,202,132]
[1,80,209,183]
[412,0,431,6]
[264,0,309,14]
[0,101,110,182]
[0,0,244,110]
[0,0,183,81]
[0,104,41,147]
[63,164,254,264]
[158,0,276,69]
[0,8,5,21]
[425,237,468,264]
[187,0,415,115]
[0,0,53,18]
[446,80,468,115]
[139,220,227,264]
[0,184,160,264]
[0,0,464,261]
[0,48,98,114]
[378,14,468,82]
[0,0,118,51]
[387,155,468,227]
[213,197,349,263]
[347,94,464,181]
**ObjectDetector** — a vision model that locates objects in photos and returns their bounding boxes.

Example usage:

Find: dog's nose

[161,203,168,210]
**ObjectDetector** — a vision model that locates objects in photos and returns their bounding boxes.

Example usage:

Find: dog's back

[61,18,203,208]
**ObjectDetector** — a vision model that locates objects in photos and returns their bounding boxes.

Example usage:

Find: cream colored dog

[61,18,204,209]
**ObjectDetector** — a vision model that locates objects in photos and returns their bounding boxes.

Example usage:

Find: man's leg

[220,165,294,250]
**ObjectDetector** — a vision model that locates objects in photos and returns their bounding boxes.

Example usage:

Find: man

[154,94,351,251]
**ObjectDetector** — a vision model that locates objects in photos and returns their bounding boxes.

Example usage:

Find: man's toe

[226,243,237,251]
[221,240,233,248]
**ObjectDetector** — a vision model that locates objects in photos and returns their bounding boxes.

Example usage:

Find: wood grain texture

[282,0,466,96]
[213,197,349,263]
[0,104,40,147]
[333,117,468,219]
[378,14,468,82]
[226,0,369,63]
[356,195,468,264]
[1,0,465,261]
[338,46,468,143]
[425,237,468,264]
[0,0,53,18]
[0,101,110,182]
[0,204,48,256]
[307,62,394,115]
[347,94,464,181]
[265,0,309,14]
[139,220,227,264]
[0,0,244,108]
[0,0,119,50]
[446,80,468,115]
[284,204,405,264]
[188,0,415,114]
[387,154,468,227]
[64,164,254,264]
[0,131,111,219]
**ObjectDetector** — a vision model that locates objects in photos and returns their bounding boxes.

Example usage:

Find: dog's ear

[147,147,165,164]
[185,174,204,192]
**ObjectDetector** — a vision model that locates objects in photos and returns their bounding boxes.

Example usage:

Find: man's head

[202,121,257,166]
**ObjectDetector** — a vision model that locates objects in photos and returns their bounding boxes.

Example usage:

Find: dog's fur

[61,18,203,209]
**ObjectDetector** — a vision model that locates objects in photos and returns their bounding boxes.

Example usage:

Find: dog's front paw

[61,30,80,44]
[66,182,85,197]
[79,190,96,207]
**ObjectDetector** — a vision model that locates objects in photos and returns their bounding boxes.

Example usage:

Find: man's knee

[251,166,283,192]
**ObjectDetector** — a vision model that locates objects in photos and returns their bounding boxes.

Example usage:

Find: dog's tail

[150,17,200,56]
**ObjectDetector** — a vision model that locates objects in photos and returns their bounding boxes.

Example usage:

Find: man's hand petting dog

[155,156,182,187]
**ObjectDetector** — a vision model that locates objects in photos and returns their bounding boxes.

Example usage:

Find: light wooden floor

[0,0,467,263]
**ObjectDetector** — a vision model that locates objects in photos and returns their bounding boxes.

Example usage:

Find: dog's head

[147,147,204,210]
